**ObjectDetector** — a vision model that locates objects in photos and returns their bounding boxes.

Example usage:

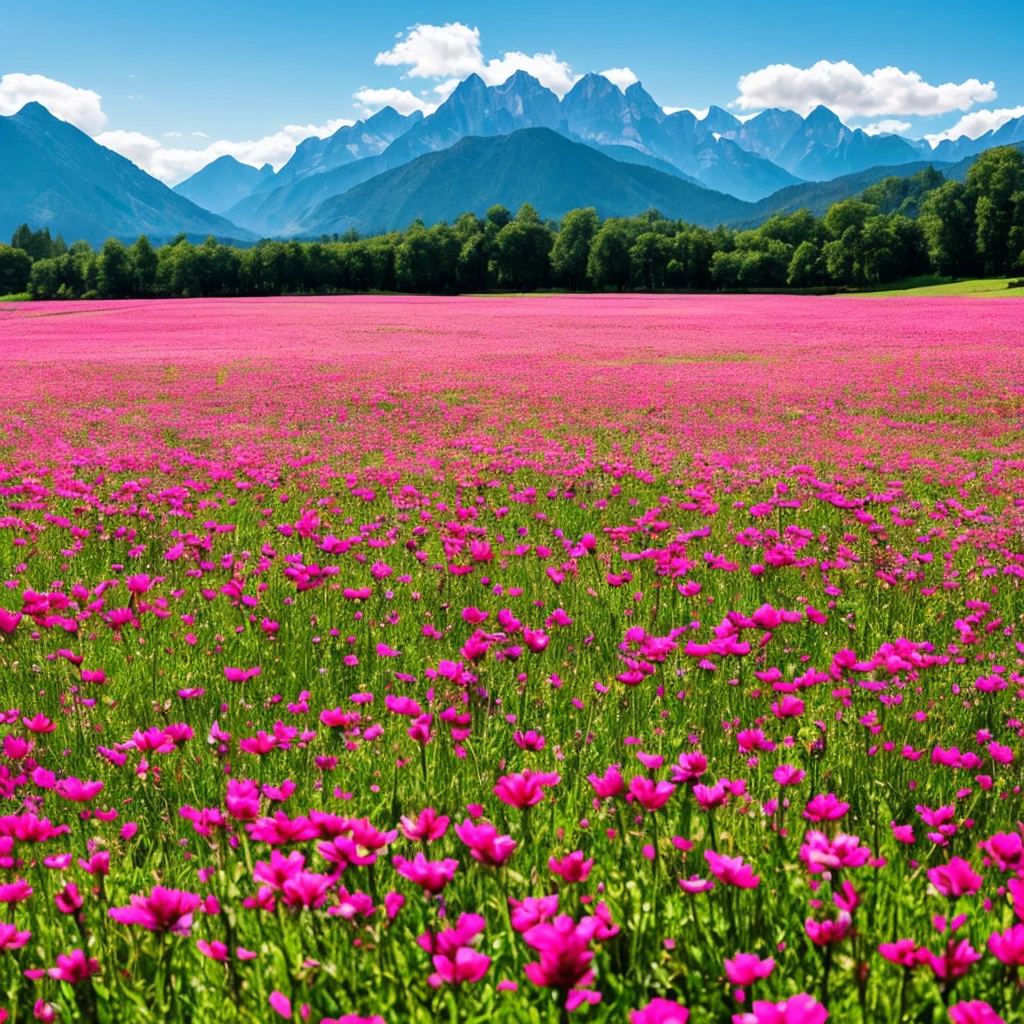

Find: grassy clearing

[0,292,31,302]
[853,277,1022,298]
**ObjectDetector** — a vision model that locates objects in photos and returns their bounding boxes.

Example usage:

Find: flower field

[0,292,1022,1024]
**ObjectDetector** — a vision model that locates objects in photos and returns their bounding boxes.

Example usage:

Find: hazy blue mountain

[267,106,424,191]
[943,139,1024,181]
[732,158,955,226]
[224,153,391,235]
[380,72,567,168]
[173,155,274,214]
[930,114,1024,163]
[302,127,751,236]
[559,81,799,200]
[0,102,252,245]
[725,108,806,162]
[776,105,921,179]
[700,105,742,136]
[690,136,801,202]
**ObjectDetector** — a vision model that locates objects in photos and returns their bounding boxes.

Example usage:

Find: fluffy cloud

[0,72,108,134]
[600,67,638,93]
[734,60,996,119]
[862,119,912,136]
[352,87,434,117]
[924,105,1024,145]
[95,117,354,185]
[374,22,581,97]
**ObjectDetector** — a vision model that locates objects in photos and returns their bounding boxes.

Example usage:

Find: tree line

[1,146,1022,300]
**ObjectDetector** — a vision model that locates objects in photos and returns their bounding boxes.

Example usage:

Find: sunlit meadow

[0,293,1022,1024]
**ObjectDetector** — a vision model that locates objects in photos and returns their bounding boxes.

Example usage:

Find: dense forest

[2,146,1022,299]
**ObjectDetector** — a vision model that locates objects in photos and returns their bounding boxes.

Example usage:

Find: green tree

[0,244,32,295]
[966,146,1024,276]
[493,204,552,292]
[97,238,135,298]
[130,235,158,297]
[629,232,672,290]
[918,181,977,278]
[550,208,599,290]
[787,240,826,287]
[587,222,631,290]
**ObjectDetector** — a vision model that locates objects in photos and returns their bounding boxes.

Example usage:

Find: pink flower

[494,770,560,809]
[632,998,690,1023]
[587,766,624,799]
[454,819,516,867]
[108,886,202,935]
[392,853,459,894]
[928,858,984,898]
[197,940,229,961]
[725,953,775,987]
[399,807,449,843]
[988,924,1024,966]
[47,949,100,983]
[629,776,676,812]
[428,947,491,988]
[549,851,594,883]
[0,922,31,950]
[732,994,829,1023]
[705,850,759,889]
[55,777,104,802]
[803,793,849,822]
[948,1002,1006,1024]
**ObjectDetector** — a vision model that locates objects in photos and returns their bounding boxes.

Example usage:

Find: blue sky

[1,0,1021,183]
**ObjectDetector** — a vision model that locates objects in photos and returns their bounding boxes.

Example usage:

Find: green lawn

[855,277,1022,298]
[0,292,30,302]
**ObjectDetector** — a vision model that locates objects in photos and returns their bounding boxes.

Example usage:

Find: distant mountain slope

[302,128,751,237]
[267,106,424,190]
[943,140,1024,181]
[732,159,954,227]
[776,106,922,180]
[1,103,252,245]
[173,155,274,214]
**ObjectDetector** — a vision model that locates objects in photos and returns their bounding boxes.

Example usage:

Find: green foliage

[11,146,1024,298]
[0,243,32,295]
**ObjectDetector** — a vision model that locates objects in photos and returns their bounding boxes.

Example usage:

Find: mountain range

[1,102,254,246]
[3,70,1023,249]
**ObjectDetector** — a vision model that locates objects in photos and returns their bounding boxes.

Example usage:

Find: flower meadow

[0,292,1022,1024]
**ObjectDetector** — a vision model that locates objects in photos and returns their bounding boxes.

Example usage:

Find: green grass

[853,277,1022,298]
[0,292,30,302]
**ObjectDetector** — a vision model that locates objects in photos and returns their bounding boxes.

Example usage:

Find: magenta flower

[705,850,759,889]
[399,807,449,843]
[725,953,775,987]
[494,769,561,809]
[108,886,202,935]
[454,819,517,867]
[988,924,1024,965]
[731,994,828,1023]
[549,851,594,883]
[928,857,984,898]
[393,853,459,894]
[632,998,690,1023]
[629,776,676,811]
[948,1002,1006,1024]
[47,949,100,983]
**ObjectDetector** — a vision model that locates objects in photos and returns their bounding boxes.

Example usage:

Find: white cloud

[734,60,996,119]
[163,131,183,137]
[373,22,581,98]
[375,22,485,79]
[191,131,208,138]
[353,87,434,116]
[862,118,912,135]
[600,67,638,93]
[0,72,108,134]
[924,105,1024,145]
[96,117,355,185]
